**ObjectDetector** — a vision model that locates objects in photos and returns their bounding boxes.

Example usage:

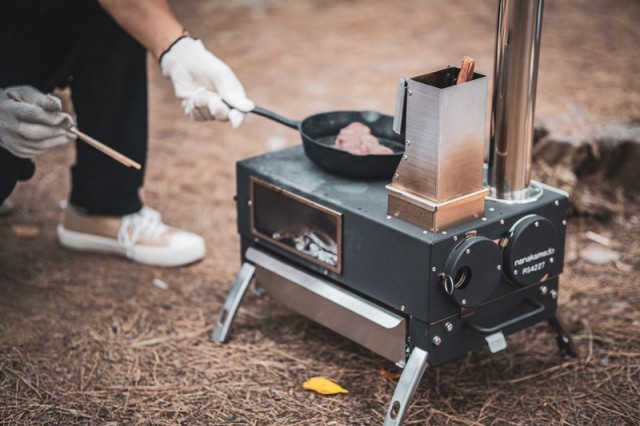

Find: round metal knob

[443,236,503,308]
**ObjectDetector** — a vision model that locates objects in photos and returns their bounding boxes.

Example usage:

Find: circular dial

[503,215,560,285]
[443,236,503,308]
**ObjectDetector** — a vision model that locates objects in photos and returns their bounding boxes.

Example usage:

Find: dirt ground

[1,0,639,424]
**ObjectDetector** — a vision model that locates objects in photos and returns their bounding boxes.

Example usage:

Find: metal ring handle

[440,274,455,295]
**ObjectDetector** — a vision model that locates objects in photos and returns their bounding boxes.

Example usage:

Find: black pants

[0,0,147,215]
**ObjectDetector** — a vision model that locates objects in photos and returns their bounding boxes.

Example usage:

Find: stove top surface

[239,145,566,242]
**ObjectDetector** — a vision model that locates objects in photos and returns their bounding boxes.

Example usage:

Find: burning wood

[272,225,338,267]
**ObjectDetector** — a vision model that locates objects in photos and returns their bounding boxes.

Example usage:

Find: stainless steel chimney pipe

[488,0,544,202]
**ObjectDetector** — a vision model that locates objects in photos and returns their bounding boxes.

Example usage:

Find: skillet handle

[222,99,300,130]
[250,106,300,130]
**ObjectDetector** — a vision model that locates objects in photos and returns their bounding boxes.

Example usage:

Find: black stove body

[212,146,577,425]
[235,146,570,366]
[211,2,578,424]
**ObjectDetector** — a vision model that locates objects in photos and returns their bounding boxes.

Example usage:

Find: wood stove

[211,1,578,424]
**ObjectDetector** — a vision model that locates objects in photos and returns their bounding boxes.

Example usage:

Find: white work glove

[160,37,254,129]
[0,86,74,159]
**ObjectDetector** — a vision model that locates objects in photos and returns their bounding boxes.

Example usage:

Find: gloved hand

[160,36,254,128]
[0,86,75,159]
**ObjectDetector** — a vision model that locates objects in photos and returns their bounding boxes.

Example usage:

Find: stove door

[251,177,343,273]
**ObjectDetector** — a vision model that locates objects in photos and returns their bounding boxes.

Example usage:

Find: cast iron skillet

[247,106,405,180]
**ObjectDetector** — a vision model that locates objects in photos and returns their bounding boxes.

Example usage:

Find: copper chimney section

[488,0,545,202]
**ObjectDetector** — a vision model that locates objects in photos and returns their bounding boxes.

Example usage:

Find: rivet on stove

[461,299,467,305]
[466,249,471,255]
[422,230,428,235]
[408,90,413,96]
[386,215,392,220]
[540,285,548,295]
[555,200,560,206]
[513,270,518,275]
[394,173,399,180]
[550,289,558,300]
[489,207,495,212]
[482,217,487,221]
[500,219,505,225]
[400,305,405,311]
[432,267,436,272]
[562,220,567,226]
[403,155,408,161]
[453,236,458,242]
[433,336,442,346]
[406,140,411,146]
[442,231,448,235]
[535,221,539,227]
[253,237,259,243]
[323,270,329,275]
[445,322,453,332]
[497,265,502,271]
[550,257,555,263]
[247,200,252,206]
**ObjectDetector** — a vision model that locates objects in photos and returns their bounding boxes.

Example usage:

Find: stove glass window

[251,178,342,273]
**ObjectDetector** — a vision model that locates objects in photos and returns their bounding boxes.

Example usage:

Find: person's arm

[98,0,183,59]
[98,0,254,128]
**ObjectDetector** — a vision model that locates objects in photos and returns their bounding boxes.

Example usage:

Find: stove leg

[211,263,256,343]
[548,314,579,358]
[383,347,429,426]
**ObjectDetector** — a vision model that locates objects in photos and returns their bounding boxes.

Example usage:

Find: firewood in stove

[457,56,476,84]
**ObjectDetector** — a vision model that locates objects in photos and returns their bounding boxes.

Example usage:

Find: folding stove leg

[384,347,429,426]
[211,263,256,343]
[548,313,579,358]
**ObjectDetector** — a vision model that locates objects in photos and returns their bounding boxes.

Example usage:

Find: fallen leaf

[153,278,169,290]
[585,231,611,246]
[12,224,41,238]
[303,377,348,395]
[265,136,287,151]
[580,244,621,265]
[615,261,633,272]
[378,368,401,380]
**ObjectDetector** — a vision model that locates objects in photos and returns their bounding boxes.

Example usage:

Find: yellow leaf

[378,368,401,380]
[12,224,41,238]
[303,377,349,395]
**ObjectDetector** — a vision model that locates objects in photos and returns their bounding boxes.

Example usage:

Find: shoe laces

[117,207,168,258]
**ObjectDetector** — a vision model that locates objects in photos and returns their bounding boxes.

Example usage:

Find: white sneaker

[0,199,14,216]
[57,206,206,267]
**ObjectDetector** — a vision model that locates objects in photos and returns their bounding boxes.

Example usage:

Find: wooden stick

[457,56,476,85]
[67,128,141,170]
[6,91,141,170]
